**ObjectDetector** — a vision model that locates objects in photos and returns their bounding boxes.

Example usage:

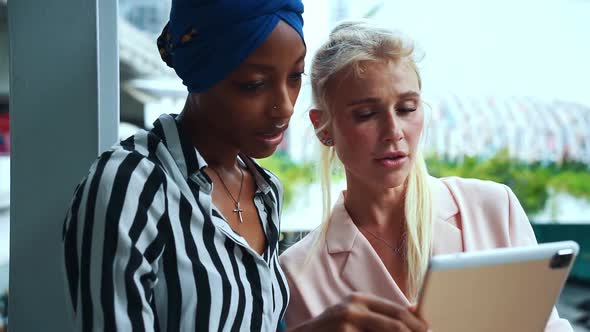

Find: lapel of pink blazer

[440,176,513,251]
[326,194,411,306]
[324,183,465,306]
[430,177,464,255]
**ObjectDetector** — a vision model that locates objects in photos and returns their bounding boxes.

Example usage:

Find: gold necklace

[211,167,244,223]
[358,225,405,256]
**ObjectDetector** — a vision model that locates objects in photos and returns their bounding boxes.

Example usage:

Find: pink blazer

[280,176,573,331]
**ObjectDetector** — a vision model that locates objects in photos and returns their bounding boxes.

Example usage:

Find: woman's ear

[309,109,334,147]
[309,109,323,129]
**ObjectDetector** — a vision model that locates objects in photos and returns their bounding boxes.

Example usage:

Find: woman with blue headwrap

[63,0,307,331]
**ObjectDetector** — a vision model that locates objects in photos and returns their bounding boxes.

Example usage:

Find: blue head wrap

[157,0,305,93]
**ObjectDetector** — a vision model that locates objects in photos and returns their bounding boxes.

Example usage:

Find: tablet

[417,241,579,332]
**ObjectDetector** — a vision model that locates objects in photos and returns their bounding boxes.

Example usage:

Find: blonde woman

[280,21,573,331]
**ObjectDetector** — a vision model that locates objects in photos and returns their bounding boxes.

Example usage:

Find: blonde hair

[310,21,433,301]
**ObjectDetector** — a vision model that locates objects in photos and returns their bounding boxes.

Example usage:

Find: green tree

[427,149,590,217]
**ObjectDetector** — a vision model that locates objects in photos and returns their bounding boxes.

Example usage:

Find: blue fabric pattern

[157,0,304,92]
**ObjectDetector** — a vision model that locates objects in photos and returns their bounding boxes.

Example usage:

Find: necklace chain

[358,225,405,256]
[211,166,245,223]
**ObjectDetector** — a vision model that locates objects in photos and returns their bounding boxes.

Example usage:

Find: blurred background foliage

[257,151,315,207]
[427,149,590,216]
[260,148,590,217]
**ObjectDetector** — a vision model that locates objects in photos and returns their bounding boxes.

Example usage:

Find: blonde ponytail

[403,150,433,300]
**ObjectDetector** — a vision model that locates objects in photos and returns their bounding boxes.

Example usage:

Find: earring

[321,138,334,146]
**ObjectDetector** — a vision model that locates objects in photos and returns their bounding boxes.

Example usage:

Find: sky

[302,0,590,105]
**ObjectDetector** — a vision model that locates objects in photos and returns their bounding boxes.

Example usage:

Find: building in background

[118,17,187,129]
[425,95,590,164]
[119,0,170,36]
[118,0,188,130]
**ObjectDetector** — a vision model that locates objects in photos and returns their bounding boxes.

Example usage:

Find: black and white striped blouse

[62,113,289,331]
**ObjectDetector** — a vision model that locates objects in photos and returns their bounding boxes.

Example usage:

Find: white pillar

[8,0,119,330]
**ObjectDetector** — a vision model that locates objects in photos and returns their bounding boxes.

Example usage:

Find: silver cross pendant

[233,202,244,223]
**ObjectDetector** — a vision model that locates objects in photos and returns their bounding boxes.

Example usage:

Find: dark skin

[177,20,305,254]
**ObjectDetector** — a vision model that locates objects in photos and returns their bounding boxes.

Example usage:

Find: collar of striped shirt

[150,113,275,197]
[147,113,284,256]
